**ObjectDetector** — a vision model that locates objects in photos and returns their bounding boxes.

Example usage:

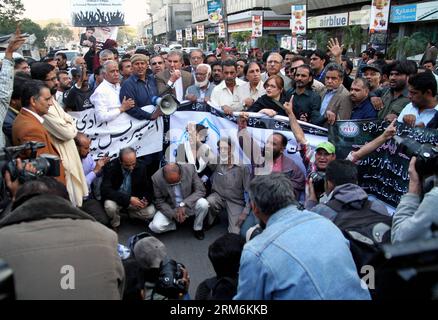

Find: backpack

[204,276,238,300]
[326,198,393,270]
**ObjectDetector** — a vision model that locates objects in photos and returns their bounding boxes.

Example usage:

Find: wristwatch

[179,202,186,208]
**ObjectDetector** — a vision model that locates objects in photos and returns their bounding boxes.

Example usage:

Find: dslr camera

[0,141,61,183]
[309,171,326,196]
[156,257,187,299]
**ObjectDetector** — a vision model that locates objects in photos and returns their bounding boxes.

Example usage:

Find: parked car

[169,44,182,51]
[182,47,201,54]
[0,52,24,61]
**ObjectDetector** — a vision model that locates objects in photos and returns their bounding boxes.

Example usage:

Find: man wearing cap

[119,54,162,121]
[363,64,382,94]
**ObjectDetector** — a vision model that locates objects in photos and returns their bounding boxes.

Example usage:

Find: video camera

[155,257,187,299]
[0,141,61,183]
[369,236,438,300]
[394,136,438,178]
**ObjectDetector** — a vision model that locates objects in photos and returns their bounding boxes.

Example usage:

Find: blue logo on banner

[391,4,417,23]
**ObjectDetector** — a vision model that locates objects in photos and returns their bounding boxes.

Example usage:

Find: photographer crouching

[392,156,438,243]
[125,232,191,300]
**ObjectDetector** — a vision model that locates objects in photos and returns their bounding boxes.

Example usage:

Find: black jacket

[247,93,289,117]
[101,159,153,208]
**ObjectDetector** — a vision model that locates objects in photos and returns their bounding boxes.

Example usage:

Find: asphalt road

[118,212,229,299]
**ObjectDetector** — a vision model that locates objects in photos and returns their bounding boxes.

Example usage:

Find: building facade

[192,0,291,49]
[144,0,192,44]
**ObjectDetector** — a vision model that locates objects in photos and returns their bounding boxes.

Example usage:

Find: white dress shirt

[210,78,246,111]
[167,77,184,102]
[23,107,45,124]
[90,79,122,123]
[397,102,438,126]
[239,81,266,105]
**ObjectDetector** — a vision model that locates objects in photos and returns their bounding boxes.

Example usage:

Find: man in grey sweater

[392,156,438,243]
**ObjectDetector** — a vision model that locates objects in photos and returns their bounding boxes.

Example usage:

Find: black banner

[330,120,438,208]
[177,102,328,137]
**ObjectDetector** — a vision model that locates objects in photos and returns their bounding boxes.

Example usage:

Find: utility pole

[223,0,229,46]
[147,13,154,43]
[262,0,265,38]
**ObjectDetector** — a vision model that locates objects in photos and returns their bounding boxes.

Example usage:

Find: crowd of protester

[0,27,438,300]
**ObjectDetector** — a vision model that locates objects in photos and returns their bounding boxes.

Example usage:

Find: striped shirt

[0,59,14,149]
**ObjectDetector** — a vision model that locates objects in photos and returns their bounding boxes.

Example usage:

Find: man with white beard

[185,64,215,103]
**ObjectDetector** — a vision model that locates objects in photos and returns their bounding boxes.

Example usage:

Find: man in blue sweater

[350,78,377,120]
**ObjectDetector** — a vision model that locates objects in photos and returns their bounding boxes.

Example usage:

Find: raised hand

[6,26,27,60]
[327,37,343,58]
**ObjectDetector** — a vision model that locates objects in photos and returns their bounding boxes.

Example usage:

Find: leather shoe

[193,230,205,240]
[204,216,220,231]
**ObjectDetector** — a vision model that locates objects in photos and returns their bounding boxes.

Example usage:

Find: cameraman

[129,234,190,300]
[306,158,390,217]
[391,157,438,243]
[0,158,37,216]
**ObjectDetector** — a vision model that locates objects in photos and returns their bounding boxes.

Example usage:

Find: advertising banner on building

[252,16,263,38]
[391,1,438,23]
[71,0,125,27]
[290,5,307,35]
[196,25,205,40]
[176,29,183,41]
[369,0,391,33]
[307,12,348,29]
[349,9,371,26]
[218,23,225,38]
[207,0,223,24]
[185,27,192,41]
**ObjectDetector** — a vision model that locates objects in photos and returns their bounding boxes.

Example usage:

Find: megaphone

[151,95,179,115]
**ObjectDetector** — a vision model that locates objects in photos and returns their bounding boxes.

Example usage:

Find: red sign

[263,20,290,28]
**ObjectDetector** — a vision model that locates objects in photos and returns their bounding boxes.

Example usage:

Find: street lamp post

[147,13,154,43]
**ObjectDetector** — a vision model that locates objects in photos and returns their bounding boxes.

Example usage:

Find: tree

[20,18,47,48]
[44,22,74,46]
[388,32,428,60]
[0,0,24,34]
[342,25,367,56]
[256,35,277,51]
[117,26,137,45]
[309,30,329,51]
[0,0,24,24]
[231,31,251,52]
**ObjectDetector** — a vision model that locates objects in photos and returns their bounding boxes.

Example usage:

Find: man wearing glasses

[55,52,69,72]
[188,49,205,77]
[150,55,165,75]
[185,64,215,104]
[261,52,292,91]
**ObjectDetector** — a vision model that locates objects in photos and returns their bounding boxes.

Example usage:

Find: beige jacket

[0,195,124,300]
[43,99,88,206]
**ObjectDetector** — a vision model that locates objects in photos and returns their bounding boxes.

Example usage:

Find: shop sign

[391,1,438,23]
[308,12,348,29]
